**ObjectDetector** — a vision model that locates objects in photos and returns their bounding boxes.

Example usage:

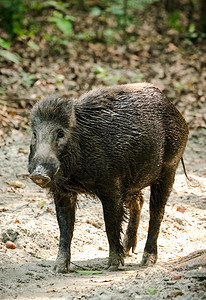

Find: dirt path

[0,128,205,299]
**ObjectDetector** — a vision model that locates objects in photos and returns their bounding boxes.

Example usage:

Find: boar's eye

[56,129,65,139]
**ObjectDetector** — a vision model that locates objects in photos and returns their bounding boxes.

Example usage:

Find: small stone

[5,241,16,249]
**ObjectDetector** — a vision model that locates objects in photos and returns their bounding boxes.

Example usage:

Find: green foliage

[42,32,70,54]
[0,38,10,50]
[169,11,182,32]
[147,286,157,295]
[174,80,184,93]
[0,0,44,38]
[0,0,73,39]
[0,0,203,60]
[102,0,158,10]
[90,7,102,17]
[39,200,46,209]
[20,72,35,88]
[103,29,116,45]
[94,65,124,86]
[76,0,158,43]
[168,10,206,45]
[48,11,74,36]
[42,1,69,11]
[0,49,20,64]
[76,31,96,42]
[0,38,20,65]
[184,23,206,45]
[86,0,159,41]
[105,0,158,28]
[0,0,27,37]
[27,41,39,51]
[111,0,158,10]
[94,66,108,80]
[94,65,144,86]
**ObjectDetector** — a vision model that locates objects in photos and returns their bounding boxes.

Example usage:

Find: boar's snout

[30,173,51,187]
[29,163,59,187]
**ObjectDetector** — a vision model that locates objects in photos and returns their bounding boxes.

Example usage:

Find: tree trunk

[199,0,206,33]
[164,0,179,12]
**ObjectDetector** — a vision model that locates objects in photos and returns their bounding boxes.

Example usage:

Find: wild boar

[28,83,188,272]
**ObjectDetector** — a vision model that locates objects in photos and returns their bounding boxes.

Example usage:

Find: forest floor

[0,4,206,299]
[0,129,205,300]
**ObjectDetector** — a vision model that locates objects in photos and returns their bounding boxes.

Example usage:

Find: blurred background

[0,0,205,137]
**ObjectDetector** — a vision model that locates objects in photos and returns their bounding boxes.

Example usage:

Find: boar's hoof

[53,252,70,273]
[107,252,124,271]
[123,245,130,256]
[139,251,157,268]
[123,240,136,256]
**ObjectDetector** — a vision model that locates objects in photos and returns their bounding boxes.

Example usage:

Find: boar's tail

[181,157,200,188]
[181,157,190,181]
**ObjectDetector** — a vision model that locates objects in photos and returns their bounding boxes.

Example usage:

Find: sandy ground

[0,128,205,299]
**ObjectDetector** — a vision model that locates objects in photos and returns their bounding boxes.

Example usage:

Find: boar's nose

[30,173,51,187]
[30,165,52,187]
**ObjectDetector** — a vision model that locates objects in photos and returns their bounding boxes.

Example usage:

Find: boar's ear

[69,103,76,128]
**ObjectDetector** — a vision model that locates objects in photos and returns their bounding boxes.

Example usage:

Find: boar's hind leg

[141,166,176,267]
[123,192,144,255]
[53,192,77,273]
[100,192,125,271]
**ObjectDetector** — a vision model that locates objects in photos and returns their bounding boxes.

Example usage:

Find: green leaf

[147,287,157,295]
[20,71,35,88]
[48,16,59,23]
[53,10,63,18]
[110,5,124,16]
[0,50,20,64]
[56,19,73,36]
[75,270,102,275]
[42,1,69,11]
[65,15,75,22]
[0,38,10,50]
[90,7,102,17]
[188,23,195,34]
[94,66,107,75]
[28,41,39,51]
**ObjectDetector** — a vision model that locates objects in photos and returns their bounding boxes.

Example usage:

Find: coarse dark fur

[28,83,189,272]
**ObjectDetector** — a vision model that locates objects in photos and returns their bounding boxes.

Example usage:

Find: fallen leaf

[6,181,25,188]
[166,43,178,53]
[75,270,102,275]
[47,289,57,293]
[18,148,29,154]
[171,274,182,280]
[170,291,184,297]
[176,207,186,213]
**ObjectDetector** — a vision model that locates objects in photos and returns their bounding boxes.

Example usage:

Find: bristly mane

[31,95,75,128]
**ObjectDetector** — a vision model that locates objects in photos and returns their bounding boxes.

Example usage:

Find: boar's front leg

[99,190,125,271]
[53,191,77,273]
